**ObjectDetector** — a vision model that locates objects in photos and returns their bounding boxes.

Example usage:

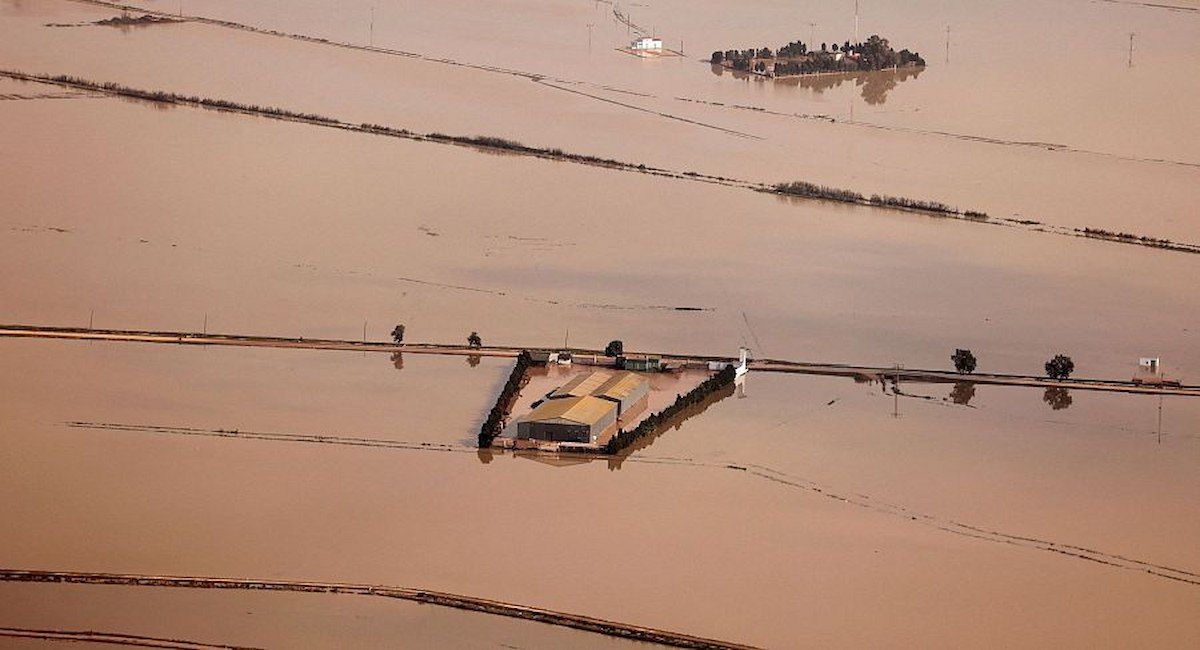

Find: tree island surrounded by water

[711,34,925,78]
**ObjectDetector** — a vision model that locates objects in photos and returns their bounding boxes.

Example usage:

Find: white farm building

[631,37,663,51]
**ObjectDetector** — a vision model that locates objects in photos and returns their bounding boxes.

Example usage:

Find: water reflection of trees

[467,354,481,368]
[710,64,922,105]
[390,352,403,370]
[949,382,976,406]
[1043,387,1072,410]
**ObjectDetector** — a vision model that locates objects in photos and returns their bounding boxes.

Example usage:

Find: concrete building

[632,37,663,51]
[593,371,650,417]
[516,395,617,443]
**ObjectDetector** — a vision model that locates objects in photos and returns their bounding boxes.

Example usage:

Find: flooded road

[0,582,651,649]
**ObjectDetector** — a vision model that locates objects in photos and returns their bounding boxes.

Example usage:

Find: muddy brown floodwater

[0,84,1196,380]
[2,338,1199,647]
[2,0,1198,646]
[1,0,1196,241]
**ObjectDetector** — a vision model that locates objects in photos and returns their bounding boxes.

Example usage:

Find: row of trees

[478,351,532,448]
[391,323,482,348]
[952,348,1076,380]
[604,365,737,455]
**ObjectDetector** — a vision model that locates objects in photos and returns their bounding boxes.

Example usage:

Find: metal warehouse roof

[593,371,648,400]
[524,395,616,425]
[550,371,614,399]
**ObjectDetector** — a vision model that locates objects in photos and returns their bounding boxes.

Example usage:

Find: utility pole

[808,22,817,47]
[89,308,94,329]
[363,319,367,343]
[203,312,207,335]
[1128,32,1135,68]
[587,23,593,52]
[945,25,951,64]
[892,364,902,418]
[1157,394,1163,444]
[369,6,375,47]
[854,0,860,44]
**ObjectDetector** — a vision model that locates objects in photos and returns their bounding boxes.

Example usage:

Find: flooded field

[0,85,1196,381]
[2,0,1198,646]
[2,0,1198,241]
[2,339,1198,647]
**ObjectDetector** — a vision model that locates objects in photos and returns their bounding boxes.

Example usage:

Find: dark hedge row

[478,351,531,448]
[603,365,737,454]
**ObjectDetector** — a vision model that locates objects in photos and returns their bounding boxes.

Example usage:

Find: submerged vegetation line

[0,570,760,650]
[0,626,260,650]
[1,69,1195,256]
[66,416,1200,589]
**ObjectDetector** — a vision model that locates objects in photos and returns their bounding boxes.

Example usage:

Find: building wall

[517,409,616,443]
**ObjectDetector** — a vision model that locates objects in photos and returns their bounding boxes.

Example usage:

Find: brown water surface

[1,0,1197,240]
[2,338,1198,648]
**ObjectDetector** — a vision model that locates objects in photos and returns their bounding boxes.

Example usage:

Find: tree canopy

[952,348,977,374]
[1045,354,1075,380]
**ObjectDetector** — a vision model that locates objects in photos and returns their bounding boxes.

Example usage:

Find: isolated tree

[468,331,482,348]
[951,348,977,374]
[1043,387,1073,410]
[605,340,624,357]
[391,324,405,344]
[1045,354,1075,380]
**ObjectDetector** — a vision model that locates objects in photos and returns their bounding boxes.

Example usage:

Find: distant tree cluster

[712,34,925,77]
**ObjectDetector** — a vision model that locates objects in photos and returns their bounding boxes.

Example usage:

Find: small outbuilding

[632,37,663,51]
[619,354,661,372]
